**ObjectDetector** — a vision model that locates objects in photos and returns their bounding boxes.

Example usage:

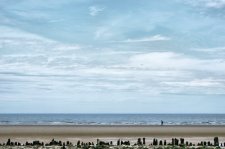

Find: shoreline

[1,125,225,137]
[2,124,225,127]
[1,125,225,148]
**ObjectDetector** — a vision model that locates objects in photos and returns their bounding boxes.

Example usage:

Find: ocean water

[0,114,225,125]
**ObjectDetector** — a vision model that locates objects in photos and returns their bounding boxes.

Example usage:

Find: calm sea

[0,114,225,125]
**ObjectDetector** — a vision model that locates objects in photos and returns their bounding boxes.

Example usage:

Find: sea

[0,114,225,125]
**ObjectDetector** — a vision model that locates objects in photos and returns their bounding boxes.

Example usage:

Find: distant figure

[161,120,164,126]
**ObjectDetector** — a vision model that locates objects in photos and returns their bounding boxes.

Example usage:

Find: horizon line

[1,113,225,114]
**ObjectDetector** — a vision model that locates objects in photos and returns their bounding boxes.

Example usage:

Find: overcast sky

[0,0,225,113]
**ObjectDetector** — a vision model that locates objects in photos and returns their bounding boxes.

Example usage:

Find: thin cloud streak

[111,35,170,43]
[186,0,225,8]
[89,6,105,16]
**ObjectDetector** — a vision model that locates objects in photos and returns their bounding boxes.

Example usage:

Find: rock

[137,138,142,145]
[143,138,146,145]
[175,138,179,146]
[6,139,11,146]
[153,138,158,146]
[186,141,188,146]
[172,138,175,146]
[214,137,219,146]
[62,145,66,149]
[117,139,120,146]
[180,138,184,145]
[159,140,163,145]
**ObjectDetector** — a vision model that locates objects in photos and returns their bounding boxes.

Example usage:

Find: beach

[1,125,225,145]
[1,125,225,137]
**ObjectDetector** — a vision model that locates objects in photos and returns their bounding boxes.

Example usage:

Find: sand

[0,125,225,144]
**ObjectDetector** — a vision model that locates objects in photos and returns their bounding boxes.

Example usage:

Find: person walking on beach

[161,120,164,126]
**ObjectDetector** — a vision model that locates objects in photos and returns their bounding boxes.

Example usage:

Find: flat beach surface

[1,125,225,137]
[1,125,225,144]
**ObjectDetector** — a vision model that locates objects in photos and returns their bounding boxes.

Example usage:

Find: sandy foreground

[0,125,225,144]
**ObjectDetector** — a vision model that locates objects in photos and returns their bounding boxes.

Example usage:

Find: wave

[1,114,225,125]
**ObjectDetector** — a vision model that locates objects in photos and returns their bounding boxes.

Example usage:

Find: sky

[0,0,225,113]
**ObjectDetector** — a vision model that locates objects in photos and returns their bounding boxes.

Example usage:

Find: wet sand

[0,125,225,143]
[1,125,225,137]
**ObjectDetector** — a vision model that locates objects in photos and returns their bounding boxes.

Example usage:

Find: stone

[137,138,142,145]
[214,137,219,146]
[143,138,146,145]
[6,139,11,146]
[164,140,167,145]
[180,138,184,145]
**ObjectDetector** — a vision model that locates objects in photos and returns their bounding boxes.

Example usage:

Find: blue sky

[1,0,225,113]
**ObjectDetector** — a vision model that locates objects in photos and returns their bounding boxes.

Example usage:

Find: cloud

[186,0,225,9]
[0,26,50,39]
[113,35,170,43]
[192,47,225,58]
[1,27,225,96]
[126,52,225,72]
[193,46,225,53]
[160,78,225,95]
[89,6,105,16]
[162,78,223,87]
[1,0,225,113]
[0,25,81,54]
[48,19,65,23]
[0,25,225,97]
[205,0,225,8]
[11,10,50,20]
[94,27,113,39]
